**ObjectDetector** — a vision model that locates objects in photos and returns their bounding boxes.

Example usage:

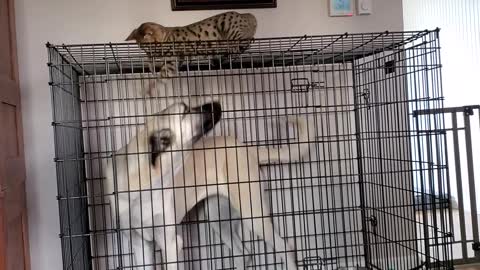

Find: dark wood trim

[171,0,276,11]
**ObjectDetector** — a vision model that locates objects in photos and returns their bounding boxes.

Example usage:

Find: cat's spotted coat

[126,11,257,96]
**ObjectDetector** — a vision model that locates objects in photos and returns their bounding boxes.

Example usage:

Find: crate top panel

[47,30,439,76]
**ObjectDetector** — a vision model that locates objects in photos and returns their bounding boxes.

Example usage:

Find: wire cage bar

[48,29,453,270]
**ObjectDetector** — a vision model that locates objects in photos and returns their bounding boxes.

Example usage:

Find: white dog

[104,101,311,270]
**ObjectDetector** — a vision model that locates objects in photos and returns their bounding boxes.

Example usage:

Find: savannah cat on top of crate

[126,11,257,96]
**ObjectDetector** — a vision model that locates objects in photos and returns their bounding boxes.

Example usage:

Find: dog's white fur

[104,102,311,270]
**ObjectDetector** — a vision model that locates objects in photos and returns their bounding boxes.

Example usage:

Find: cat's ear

[126,28,138,41]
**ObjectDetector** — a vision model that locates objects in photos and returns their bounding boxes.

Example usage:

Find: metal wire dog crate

[48,29,453,270]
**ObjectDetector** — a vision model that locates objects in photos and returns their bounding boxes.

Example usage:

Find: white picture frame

[329,0,354,17]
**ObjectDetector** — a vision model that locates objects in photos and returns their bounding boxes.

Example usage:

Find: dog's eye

[159,136,171,147]
[149,129,173,166]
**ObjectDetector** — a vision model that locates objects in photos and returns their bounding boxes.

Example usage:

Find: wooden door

[0,0,30,269]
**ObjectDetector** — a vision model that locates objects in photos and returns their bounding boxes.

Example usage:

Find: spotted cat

[126,11,257,96]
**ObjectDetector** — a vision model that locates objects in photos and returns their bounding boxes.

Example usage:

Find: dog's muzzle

[191,101,222,135]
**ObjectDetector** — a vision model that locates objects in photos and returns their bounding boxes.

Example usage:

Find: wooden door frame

[0,0,30,269]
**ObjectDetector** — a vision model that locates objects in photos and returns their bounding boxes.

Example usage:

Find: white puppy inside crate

[103,101,312,270]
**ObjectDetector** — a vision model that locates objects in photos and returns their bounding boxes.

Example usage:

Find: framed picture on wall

[329,0,354,16]
[171,0,277,11]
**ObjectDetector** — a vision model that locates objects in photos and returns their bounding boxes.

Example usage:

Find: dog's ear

[126,28,138,41]
[149,129,173,166]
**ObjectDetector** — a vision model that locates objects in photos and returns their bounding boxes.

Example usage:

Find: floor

[417,209,480,261]
[457,265,480,270]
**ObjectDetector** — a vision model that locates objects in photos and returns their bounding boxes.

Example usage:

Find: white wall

[14,0,403,269]
[404,0,480,211]
[404,1,480,261]
[403,0,480,107]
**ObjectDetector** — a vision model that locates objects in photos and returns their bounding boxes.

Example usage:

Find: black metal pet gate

[48,30,453,270]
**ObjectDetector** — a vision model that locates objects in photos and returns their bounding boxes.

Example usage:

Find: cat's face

[126,22,167,43]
